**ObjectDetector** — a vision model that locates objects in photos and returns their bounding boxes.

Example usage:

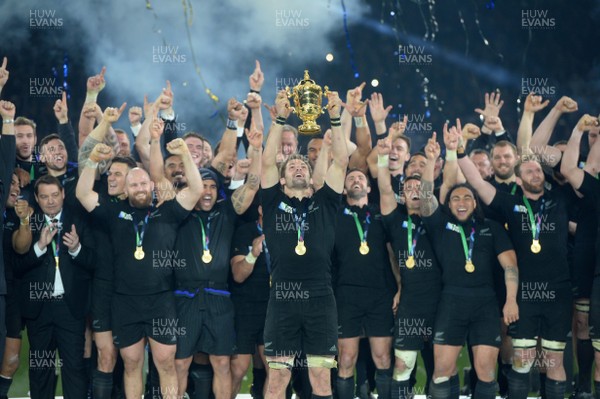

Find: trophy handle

[321,85,331,114]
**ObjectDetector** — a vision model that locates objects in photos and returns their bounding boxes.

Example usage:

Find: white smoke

[0,0,368,141]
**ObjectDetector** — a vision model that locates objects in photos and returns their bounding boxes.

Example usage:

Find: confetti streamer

[143,0,221,120]
[471,0,503,61]
[341,0,360,79]
[63,54,70,100]
[181,0,221,106]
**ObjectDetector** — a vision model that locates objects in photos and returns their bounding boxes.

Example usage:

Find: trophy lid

[301,70,314,84]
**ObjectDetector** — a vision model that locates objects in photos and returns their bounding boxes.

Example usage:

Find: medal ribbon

[522,196,545,242]
[256,221,271,274]
[197,215,213,252]
[458,220,476,263]
[47,218,60,269]
[344,208,370,245]
[132,211,151,248]
[510,183,517,195]
[406,215,422,257]
[293,203,308,243]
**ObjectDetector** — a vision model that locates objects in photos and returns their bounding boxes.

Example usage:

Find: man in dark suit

[15,174,95,398]
[0,94,17,389]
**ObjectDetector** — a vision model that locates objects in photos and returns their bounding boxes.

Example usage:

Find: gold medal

[406,256,415,269]
[530,239,541,254]
[359,242,370,255]
[134,247,145,260]
[202,250,213,263]
[465,260,475,273]
[295,241,306,256]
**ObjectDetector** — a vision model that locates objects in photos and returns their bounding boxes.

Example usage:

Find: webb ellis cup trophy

[286,70,330,135]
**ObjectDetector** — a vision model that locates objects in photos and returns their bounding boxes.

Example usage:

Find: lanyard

[197,214,213,252]
[406,215,422,257]
[510,184,517,195]
[46,217,60,269]
[293,203,308,243]
[132,210,151,247]
[256,221,271,274]
[522,196,545,241]
[344,208,370,244]
[458,220,476,263]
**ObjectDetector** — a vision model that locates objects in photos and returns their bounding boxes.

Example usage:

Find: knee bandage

[267,357,294,370]
[433,376,450,384]
[541,339,566,352]
[306,355,337,369]
[575,301,590,314]
[511,338,537,373]
[393,350,417,381]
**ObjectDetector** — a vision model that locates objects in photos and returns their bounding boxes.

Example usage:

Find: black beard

[347,188,368,200]
[521,180,544,194]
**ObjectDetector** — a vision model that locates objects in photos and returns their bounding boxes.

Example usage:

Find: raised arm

[497,249,519,326]
[516,92,549,154]
[134,96,158,169]
[168,139,203,211]
[312,130,331,192]
[79,67,106,145]
[346,83,371,172]
[561,114,600,190]
[530,96,578,149]
[365,93,394,178]
[441,120,466,204]
[78,103,126,175]
[376,137,397,216]
[367,118,406,179]
[212,98,243,176]
[262,91,291,188]
[148,117,175,201]
[324,92,349,193]
[76,143,113,212]
[231,234,265,283]
[54,90,79,162]
[420,132,440,217]
[246,92,264,135]
[231,128,263,215]
[456,120,497,205]
[12,199,32,254]
[0,57,9,98]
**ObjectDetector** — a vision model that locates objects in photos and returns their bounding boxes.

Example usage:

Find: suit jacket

[15,209,95,320]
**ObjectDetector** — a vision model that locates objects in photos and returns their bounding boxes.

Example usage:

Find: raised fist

[376,137,391,156]
[461,123,481,140]
[166,138,189,155]
[554,96,578,114]
[576,114,599,132]
[89,143,114,163]
[0,100,16,120]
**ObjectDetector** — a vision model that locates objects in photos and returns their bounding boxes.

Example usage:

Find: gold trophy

[286,70,329,135]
